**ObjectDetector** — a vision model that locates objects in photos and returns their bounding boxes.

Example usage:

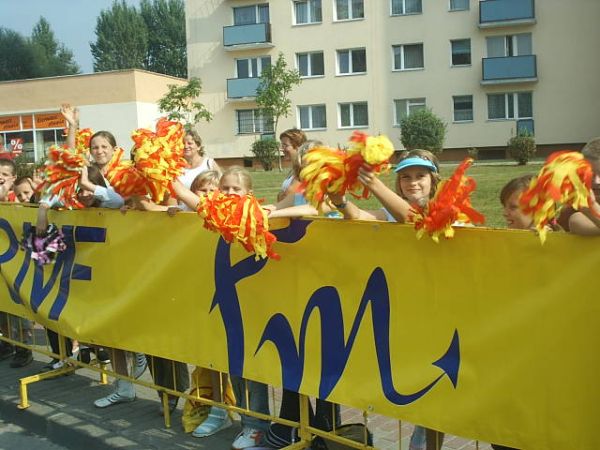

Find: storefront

[0,112,66,161]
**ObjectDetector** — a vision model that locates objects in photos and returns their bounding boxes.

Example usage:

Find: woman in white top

[179,130,221,188]
[277,128,307,201]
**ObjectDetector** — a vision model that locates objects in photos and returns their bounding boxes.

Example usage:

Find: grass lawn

[250,161,542,229]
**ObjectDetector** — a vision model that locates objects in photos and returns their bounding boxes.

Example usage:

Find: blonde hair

[220,166,253,192]
[582,137,600,162]
[190,170,220,193]
[395,149,442,198]
[293,140,323,178]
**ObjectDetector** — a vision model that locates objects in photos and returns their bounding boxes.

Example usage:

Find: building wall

[0,70,186,161]
[186,0,600,160]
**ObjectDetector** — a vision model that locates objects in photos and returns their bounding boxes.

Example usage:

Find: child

[196,166,271,449]
[170,170,220,212]
[13,177,37,203]
[329,149,445,450]
[500,175,536,230]
[0,159,17,202]
[567,137,600,235]
[0,159,33,368]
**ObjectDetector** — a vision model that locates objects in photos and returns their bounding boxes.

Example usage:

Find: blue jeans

[231,375,270,431]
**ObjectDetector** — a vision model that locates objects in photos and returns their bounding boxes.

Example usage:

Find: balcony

[227,77,261,100]
[481,55,537,85]
[479,0,535,28]
[223,23,273,51]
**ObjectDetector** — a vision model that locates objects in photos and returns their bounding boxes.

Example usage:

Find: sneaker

[232,427,265,450]
[409,425,427,450]
[132,353,147,379]
[10,348,33,368]
[192,406,232,437]
[0,342,14,361]
[41,358,66,372]
[94,379,135,408]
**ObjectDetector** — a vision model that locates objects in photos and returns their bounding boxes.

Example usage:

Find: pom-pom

[20,224,67,266]
[520,151,594,243]
[411,158,484,242]
[197,191,279,260]
[36,145,88,209]
[299,132,394,208]
[105,118,186,202]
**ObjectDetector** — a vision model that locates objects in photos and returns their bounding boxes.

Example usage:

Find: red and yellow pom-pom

[197,191,279,260]
[411,158,484,242]
[105,118,186,202]
[37,145,88,209]
[131,118,186,203]
[520,151,594,243]
[299,132,394,208]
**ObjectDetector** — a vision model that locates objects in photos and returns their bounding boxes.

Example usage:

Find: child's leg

[192,369,232,437]
[231,376,269,449]
[94,348,135,408]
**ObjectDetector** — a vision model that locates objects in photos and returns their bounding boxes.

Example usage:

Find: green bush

[400,108,447,154]
[507,131,536,165]
[251,138,279,171]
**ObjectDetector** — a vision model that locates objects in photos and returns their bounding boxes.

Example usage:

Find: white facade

[186,0,600,160]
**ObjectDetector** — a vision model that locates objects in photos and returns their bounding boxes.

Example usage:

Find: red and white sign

[10,138,23,155]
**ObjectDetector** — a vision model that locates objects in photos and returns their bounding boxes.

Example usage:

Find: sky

[0,0,141,74]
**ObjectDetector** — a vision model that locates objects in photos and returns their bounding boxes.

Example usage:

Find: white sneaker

[94,380,135,408]
[132,353,147,379]
[232,427,265,450]
[192,406,232,437]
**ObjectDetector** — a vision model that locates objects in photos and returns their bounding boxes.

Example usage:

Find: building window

[451,39,471,66]
[391,0,422,15]
[233,4,270,25]
[298,104,327,130]
[449,0,469,11]
[335,0,364,20]
[294,0,322,24]
[236,56,271,78]
[337,48,367,75]
[339,102,368,127]
[453,95,473,122]
[486,33,532,57]
[236,109,274,134]
[392,44,424,70]
[297,51,324,77]
[487,92,532,120]
[394,98,426,125]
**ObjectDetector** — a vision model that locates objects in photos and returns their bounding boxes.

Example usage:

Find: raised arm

[60,104,79,149]
[357,165,413,222]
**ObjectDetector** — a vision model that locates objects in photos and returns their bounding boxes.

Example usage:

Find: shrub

[251,138,279,171]
[467,147,479,160]
[507,131,536,165]
[400,108,447,155]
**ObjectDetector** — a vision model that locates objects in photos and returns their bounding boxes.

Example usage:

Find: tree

[0,28,36,81]
[255,53,302,170]
[91,0,148,72]
[507,130,536,165]
[400,108,447,154]
[140,0,187,78]
[158,77,212,129]
[30,18,79,77]
[250,138,279,171]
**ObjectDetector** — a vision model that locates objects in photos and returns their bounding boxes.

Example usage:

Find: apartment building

[186,0,600,161]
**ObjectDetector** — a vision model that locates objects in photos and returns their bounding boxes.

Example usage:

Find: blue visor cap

[394,157,438,173]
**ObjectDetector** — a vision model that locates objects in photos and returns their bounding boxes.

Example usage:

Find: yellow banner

[0,205,598,449]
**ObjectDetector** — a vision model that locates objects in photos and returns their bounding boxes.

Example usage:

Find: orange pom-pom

[197,191,279,260]
[37,145,88,209]
[411,158,484,242]
[520,150,594,243]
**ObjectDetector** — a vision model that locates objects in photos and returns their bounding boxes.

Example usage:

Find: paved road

[0,418,71,450]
